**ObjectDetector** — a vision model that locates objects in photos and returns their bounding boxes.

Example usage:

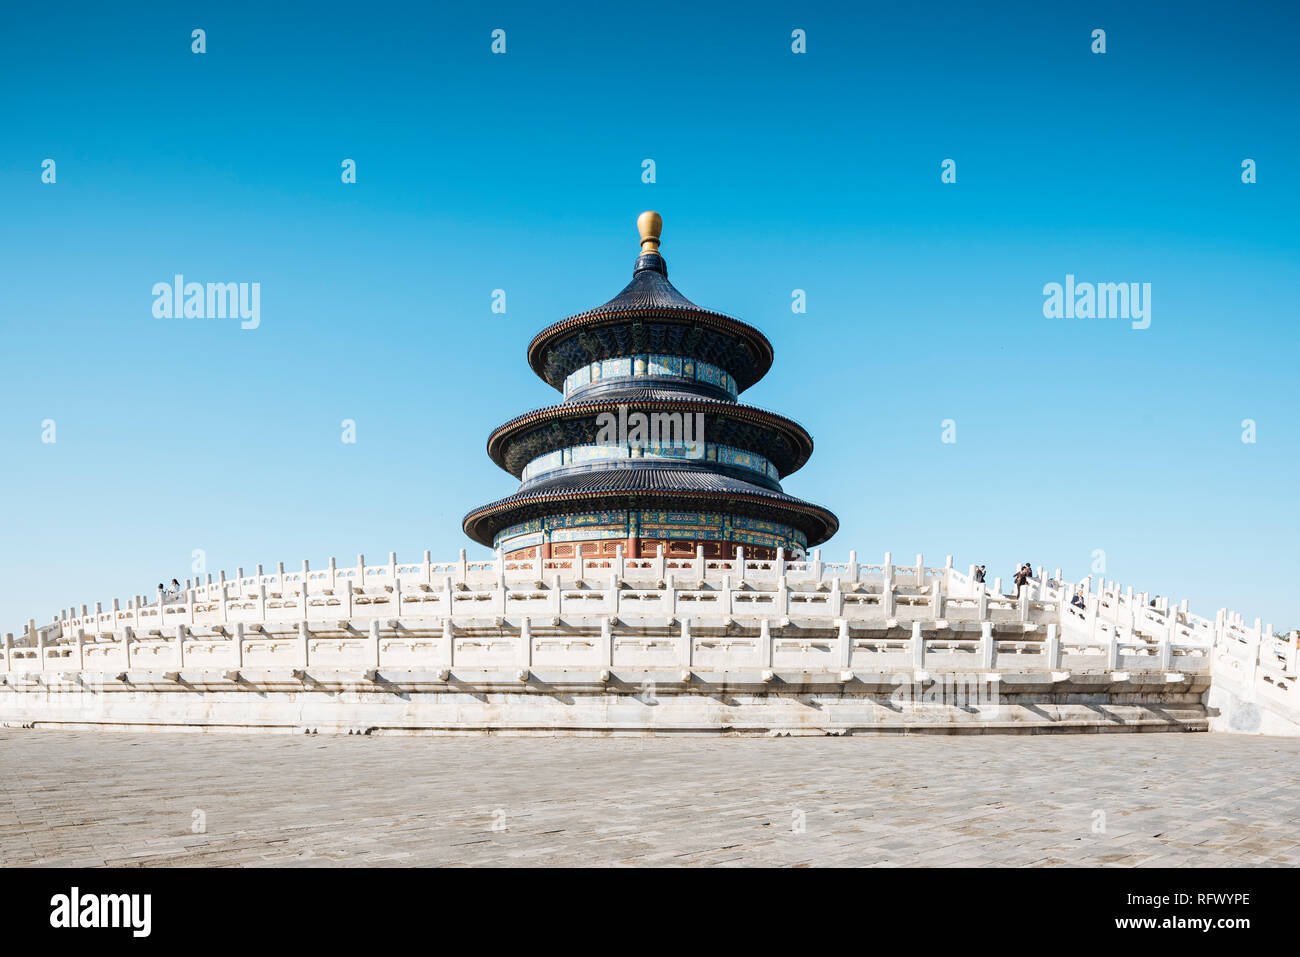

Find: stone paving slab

[1,730,1297,867]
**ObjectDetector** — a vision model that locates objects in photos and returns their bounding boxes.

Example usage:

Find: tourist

[1012,564,1031,598]
[1071,590,1086,610]
[974,565,986,584]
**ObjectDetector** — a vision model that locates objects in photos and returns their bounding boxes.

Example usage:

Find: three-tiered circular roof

[463,212,837,551]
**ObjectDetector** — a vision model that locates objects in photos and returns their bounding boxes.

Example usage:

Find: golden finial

[637,210,663,255]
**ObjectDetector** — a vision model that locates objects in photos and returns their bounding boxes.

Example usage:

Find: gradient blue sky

[1,0,1297,630]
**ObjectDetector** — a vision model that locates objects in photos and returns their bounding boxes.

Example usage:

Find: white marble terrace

[2,547,1295,733]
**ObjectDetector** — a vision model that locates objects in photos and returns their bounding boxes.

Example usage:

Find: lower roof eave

[462,487,838,549]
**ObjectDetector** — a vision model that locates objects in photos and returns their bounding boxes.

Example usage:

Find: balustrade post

[519,616,532,669]
[883,552,893,590]
[609,573,620,615]
[848,549,859,582]
[600,617,612,667]
[830,576,842,617]
[1046,623,1061,670]
[297,621,310,669]
[389,551,398,584]
[233,621,244,668]
[1106,631,1120,670]
[257,585,267,622]
[1019,587,1030,623]
[533,548,543,581]
[655,544,665,581]
[76,627,85,671]
[36,625,46,671]
[355,553,365,588]
[777,573,789,617]
[1287,633,1298,676]
[441,617,454,667]
[550,574,562,615]
[679,617,692,667]
[759,618,772,667]
[930,581,943,619]
[775,546,785,578]
[695,545,704,582]
[122,626,133,670]
[343,579,354,618]
[176,624,186,669]
[2,633,11,673]
[981,622,995,669]
[735,546,745,583]
[912,621,925,670]
[1158,636,1172,671]
[369,620,381,669]
[811,548,823,580]
[187,588,196,626]
[914,553,923,588]
[422,550,432,585]
[394,576,403,617]
[837,619,851,668]
[615,544,625,581]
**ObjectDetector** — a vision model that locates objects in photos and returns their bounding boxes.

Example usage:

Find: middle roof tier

[486,392,816,483]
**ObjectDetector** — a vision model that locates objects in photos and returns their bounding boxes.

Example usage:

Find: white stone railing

[0,547,1226,682]
[17,547,967,644]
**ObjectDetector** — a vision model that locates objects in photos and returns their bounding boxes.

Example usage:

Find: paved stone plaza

[1,730,1297,867]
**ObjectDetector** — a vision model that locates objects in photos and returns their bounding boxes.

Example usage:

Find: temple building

[463,212,838,561]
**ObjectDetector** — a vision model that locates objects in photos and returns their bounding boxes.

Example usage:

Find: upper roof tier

[527,213,774,394]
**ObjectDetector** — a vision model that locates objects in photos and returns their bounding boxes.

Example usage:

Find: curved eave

[462,483,839,549]
[526,308,775,393]
[484,396,815,478]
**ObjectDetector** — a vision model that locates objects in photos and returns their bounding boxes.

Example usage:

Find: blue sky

[1,0,1297,630]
